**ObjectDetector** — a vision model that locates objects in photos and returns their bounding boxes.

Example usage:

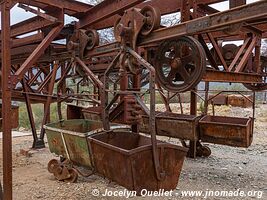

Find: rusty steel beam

[78,0,146,29]
[235,36,257,73]
[18,0,92,13]
[207,33,229,71]
[91,0,227,29]
[14,23,64,84]
[75,57,104,89]
[139,0,267,45]
[8,44,39,58]
[28,69,42,86]
[0,34,42,50]
[37,70,53,93]
[11,32,44,48]
[0,16,55,39]
[228,37,251,72]
[1,90,58,104]
[229,0,246,8]
[203,70,263,83]
[39,63,59,142]
[22,79,39,148]
[18,3,58,22]
[198,4,219,14]
[1,1,12,199]
[17,0,90,18]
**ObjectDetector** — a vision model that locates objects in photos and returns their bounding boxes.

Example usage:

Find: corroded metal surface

[199,115,253,147]
[140,112,200,141]
[89,131,188,194]
[45,119,104,168]
[1,0,267,198]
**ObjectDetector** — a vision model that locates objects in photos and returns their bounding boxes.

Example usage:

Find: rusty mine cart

[1,0,267,199]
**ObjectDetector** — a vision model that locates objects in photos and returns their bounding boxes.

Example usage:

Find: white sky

[3,0,259,26]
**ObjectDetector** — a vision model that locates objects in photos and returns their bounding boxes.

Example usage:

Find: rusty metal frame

[1,1,13,199]
[1,0,267,198]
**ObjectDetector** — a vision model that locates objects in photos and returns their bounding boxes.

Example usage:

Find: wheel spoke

[181,54,193,65]
[162,56,173,65]
[155,36,206,92]
[174,43,182,58]
[167,68,177,81]
[177,65,190,82]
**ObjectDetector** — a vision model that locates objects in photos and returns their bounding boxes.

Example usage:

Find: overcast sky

[0,0,259,29]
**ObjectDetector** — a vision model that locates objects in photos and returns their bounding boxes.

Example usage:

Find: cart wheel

[201,146,211,157]
[47,159,60,173]
[196,145,211,157]
[64,168,78,183]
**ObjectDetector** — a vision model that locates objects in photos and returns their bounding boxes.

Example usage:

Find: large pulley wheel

[243,56,267,91]
[140,6,161,36]
[155,36,206,92]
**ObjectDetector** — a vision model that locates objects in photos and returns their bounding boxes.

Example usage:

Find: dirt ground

[0,104,266,200]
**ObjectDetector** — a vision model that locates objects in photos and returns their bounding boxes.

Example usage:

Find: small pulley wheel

[155,36,206,92]
[140,6,161,36]
[64,168,79,183]
[85,29,99,51]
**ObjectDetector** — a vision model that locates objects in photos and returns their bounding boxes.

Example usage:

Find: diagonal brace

[13,23,63,86]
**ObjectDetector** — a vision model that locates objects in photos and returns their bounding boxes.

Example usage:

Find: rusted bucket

[67,104,102,121]
[209,94,228,105]
[88,130,188,193]
[227,95,252,108]
[199,115,253,147]
[82,107,102,121]
[140,112,200,141]
[44,119,129,168]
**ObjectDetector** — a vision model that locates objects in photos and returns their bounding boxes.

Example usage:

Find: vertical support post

[190,90,197,116]
[251,91,256,135]
[39,63,59,143]
[189,89,197,158]
[22,80,38,148]
[1,1,13,199]
[204,82,210,115]
[255,37,262,74]
[177,94,184,114]
[181,0,191,22]
[131,50,141,133]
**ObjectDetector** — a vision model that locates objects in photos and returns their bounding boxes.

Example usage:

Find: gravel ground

[0,104,266,200]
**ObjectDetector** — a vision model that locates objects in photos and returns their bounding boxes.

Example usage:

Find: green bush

[18,103,67,131]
